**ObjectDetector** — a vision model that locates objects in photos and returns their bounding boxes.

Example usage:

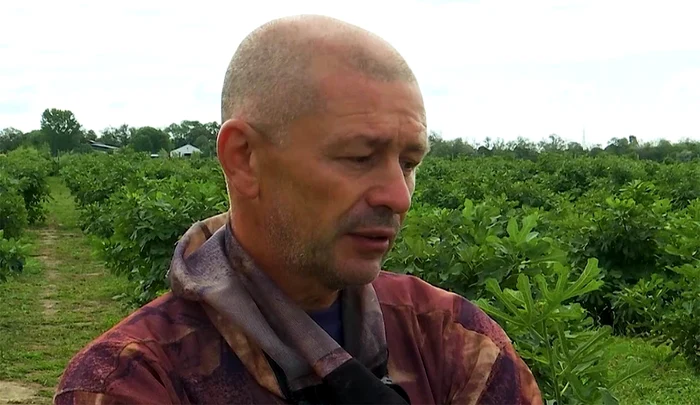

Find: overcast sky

[2,0,699,147]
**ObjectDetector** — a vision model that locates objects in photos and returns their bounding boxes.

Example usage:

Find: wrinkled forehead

[324,68,424,114]
[312,71,428,155]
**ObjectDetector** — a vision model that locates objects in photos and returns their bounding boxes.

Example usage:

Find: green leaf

[507,217,519,240]
[598,388,620,405]
[517,274,535,322]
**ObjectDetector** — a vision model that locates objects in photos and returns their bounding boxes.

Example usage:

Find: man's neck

[268,274,340,312]
[231,211,339,312]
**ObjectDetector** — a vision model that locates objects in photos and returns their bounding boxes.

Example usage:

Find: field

[1,144,700,404]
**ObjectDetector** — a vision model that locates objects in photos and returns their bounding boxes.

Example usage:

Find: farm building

[170,144,201,158]
[88,140,119,153]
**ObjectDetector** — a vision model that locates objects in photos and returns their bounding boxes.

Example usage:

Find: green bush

[0,230,29,282]
[556,181,673,328]
[0,172,28,239]
[613,232,700,372]
[477,259,648,404]
[100,177,228,305]
[0,147,51,224]
[385,198,565,300]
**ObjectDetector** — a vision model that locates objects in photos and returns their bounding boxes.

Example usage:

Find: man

[55,15,542,405]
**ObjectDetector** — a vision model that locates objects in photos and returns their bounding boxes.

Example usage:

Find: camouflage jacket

[54,213,542,405]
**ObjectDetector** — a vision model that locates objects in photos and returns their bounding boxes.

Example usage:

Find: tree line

[2,107,699,162]
[428,132,700,162]
[0,108,220,157]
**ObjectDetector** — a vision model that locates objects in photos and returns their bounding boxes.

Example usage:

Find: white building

[170,144,201,158]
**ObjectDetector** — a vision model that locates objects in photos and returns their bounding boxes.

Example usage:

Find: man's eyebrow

[328,134,389,148]
[329,133,430,155]
[408,138,430,156]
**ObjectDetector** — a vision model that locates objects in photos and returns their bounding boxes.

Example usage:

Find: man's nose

[364,161,412,215]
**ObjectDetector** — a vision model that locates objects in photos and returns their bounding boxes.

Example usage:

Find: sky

[1,0,699,147]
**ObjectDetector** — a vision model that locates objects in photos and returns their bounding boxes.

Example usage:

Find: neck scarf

[168,218,402,401]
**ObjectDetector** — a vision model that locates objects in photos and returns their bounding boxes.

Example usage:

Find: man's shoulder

[77,291,212,348]
[372,271,511,348]
[373,271,543,405]
[55,292,215,400]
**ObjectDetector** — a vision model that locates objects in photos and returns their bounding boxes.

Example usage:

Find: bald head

[221,14,418,143]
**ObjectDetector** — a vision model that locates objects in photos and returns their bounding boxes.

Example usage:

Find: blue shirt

[222,298,345,373]
[306,297,344,346]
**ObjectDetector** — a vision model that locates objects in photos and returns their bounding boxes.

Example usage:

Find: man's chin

[334,261,383,288]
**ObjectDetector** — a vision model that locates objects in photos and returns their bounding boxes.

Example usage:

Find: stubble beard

[265,201,350,291]
[264,196,400,292]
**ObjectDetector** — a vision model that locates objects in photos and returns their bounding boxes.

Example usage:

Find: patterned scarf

[167,215,392,398]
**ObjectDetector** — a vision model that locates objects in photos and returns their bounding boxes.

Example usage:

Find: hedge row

[0,147,52,281]
[59,151,228,304]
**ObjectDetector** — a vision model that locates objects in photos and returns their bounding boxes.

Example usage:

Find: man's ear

[217,119,260,200]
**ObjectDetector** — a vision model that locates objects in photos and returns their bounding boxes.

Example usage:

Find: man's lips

[346,228,396,253]
[348,228,397,240]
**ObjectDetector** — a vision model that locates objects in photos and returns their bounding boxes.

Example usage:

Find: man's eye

[402,160,419,172]
[346,155,372,164]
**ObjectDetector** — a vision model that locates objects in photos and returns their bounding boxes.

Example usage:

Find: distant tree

[427,131,451,157]
[638,141,666,161]
[677,150,694,162]
[116,124,135,147]
[604,137,638,157]
[426,131,476,158]
[22,130,47,149]
[82,129,97,143]
[131,126,171,154]
[656,140,676,161]
[193,135,207,148]
[204,121,220,137]
[490,138,507,152]
[0,127,25,152]
[511,137,538,160]
[589,146,604,157]
[628,135,639,147]
[566,141,586,157]
[40,108,83,156]
[539,134,566,152]
[477,145,492,156]
[97,131,119,147]
[100,124,135,147]
[166,120,219,149]
[451,137,475,156]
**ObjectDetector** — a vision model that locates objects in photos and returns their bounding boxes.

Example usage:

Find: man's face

[255,69,428,290]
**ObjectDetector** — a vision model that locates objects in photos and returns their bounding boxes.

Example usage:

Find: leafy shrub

[0,171,28,239]
[0,147,51,223]
[0,230,29,282]
[613,264,700,371]
[553,181,674,329]
[385,197,567,300]
[655,164,700,209]
[477,258,648,404]
[100,177,228,305]
[654,264,700,371]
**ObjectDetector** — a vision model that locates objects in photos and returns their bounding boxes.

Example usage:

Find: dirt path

[0,219,66,404]
[37,230,60,318]
[0,381,41,405]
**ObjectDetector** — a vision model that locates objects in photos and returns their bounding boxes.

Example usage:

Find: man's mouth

[346,228,396,253]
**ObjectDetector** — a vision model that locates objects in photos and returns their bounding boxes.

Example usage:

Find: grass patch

[608,336,700,405]
[43,176,79,231]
